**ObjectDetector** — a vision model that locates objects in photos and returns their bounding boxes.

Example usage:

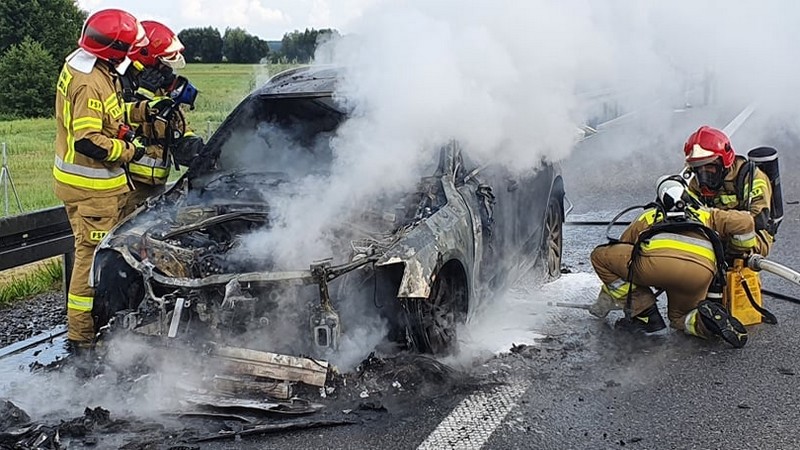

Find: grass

[0,118,58,213]
[0,63,300,216]
[0,258,62,307]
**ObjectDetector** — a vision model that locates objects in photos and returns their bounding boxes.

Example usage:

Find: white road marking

[417,379,531,450]
[418,274,599,449]
[722,103,756,137]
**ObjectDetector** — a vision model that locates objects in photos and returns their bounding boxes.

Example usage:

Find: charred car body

[91,66,565,360]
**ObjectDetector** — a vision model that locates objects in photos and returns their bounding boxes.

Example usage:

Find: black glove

[131,137,146,162]
[146,97,176,122]
[136,66,176,100]
[172,135,204,167]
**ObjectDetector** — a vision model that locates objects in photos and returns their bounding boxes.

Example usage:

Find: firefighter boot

[588,289,622,318]
[615,305,667,334]
[696,300,748,348]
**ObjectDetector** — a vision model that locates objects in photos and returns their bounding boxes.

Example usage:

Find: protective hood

[66,48,132,75]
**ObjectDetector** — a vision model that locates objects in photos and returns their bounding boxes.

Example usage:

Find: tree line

[178,27,339,64]
[0,0,339,118]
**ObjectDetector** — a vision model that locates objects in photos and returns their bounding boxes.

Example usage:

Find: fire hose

[747,254,800,305]
[747,254,800,286]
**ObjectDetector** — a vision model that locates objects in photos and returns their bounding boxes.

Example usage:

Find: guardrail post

[0,142,23,216]
[62,250,74,307]
[2,143,6,217]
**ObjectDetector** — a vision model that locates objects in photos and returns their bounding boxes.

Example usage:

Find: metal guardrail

[0,205,74,294]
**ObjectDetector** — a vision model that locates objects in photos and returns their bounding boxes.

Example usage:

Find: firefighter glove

[146,97,176,122]
[172,135,204,167]
[136,66,175,100]
[131,137,146,162]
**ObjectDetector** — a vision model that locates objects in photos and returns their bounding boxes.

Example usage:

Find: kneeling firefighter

[589,175,756,348]
[683,125,784,257]
[120,20,203,216]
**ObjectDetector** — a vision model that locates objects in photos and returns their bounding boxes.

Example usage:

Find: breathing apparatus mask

[689,157,727,195]
[168,75,198,110]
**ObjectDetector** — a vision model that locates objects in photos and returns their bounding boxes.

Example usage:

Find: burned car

[91,66,565,361]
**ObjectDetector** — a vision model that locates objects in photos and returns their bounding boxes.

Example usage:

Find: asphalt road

[5,101,800,449]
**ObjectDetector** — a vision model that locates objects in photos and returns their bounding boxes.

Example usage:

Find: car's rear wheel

[543,195,563,280]
[404,263,467,355]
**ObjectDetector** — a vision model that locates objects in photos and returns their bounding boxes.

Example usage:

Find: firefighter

[121,20,204,216]
[683,125,774,256]
[588,175,756,348]
[54,9,172,347]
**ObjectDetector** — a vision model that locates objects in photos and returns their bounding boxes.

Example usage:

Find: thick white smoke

[233,1,800,364]
[245,0,800,267]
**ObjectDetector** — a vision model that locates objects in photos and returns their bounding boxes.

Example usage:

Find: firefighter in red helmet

[54,9,173,349]
[120,20,204,217]
[683,126,773,256]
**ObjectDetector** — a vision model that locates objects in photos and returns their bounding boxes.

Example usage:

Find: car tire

[542,194,563,280]
[404,263,467,355]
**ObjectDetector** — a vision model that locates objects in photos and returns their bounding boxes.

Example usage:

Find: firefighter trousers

[591,243,714,331]
[64,195,126,343]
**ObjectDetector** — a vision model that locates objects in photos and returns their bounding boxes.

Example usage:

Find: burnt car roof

[255,65,340,97]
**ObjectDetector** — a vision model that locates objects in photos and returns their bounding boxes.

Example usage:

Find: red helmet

[683,125,735,168]
[131,21,186,69]
[78,9,149,64]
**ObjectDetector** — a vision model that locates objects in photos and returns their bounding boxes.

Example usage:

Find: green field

[0,63,298,216]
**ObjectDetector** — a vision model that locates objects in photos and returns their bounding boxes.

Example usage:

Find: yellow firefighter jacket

[127,113,171,185]
[687,155,773,255]
[54,50,141,202]
[620,205,756,275]
[125,88,194,186]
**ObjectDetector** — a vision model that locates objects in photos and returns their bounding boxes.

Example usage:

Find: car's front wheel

[404,262,468,355]
[543,195,563,280]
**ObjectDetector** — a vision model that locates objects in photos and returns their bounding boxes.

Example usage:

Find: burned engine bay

[96,166,450,354]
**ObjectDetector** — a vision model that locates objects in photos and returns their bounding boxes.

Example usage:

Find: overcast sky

[76,0,379,40]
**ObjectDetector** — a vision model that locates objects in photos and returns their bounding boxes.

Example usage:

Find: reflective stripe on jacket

[640,232,716,263]
[621,205,755,273]
[129,153,170,184]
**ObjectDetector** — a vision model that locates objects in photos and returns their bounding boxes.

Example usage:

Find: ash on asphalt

[0,337,483,448]
[0,291,65,348]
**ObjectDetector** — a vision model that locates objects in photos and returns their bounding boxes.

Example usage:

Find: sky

[75,0,378,40]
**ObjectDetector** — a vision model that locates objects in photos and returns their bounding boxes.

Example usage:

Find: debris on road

[0,400,30,430]
[180,392,324,416]
[191,418,358,443]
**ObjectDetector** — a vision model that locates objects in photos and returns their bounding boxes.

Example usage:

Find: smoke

[222,1,800,366]
[317,0,800,173]
[0,335,206,422]
[267,0,800,263]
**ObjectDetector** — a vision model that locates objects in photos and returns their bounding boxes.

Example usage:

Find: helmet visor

[693,160,725,192]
